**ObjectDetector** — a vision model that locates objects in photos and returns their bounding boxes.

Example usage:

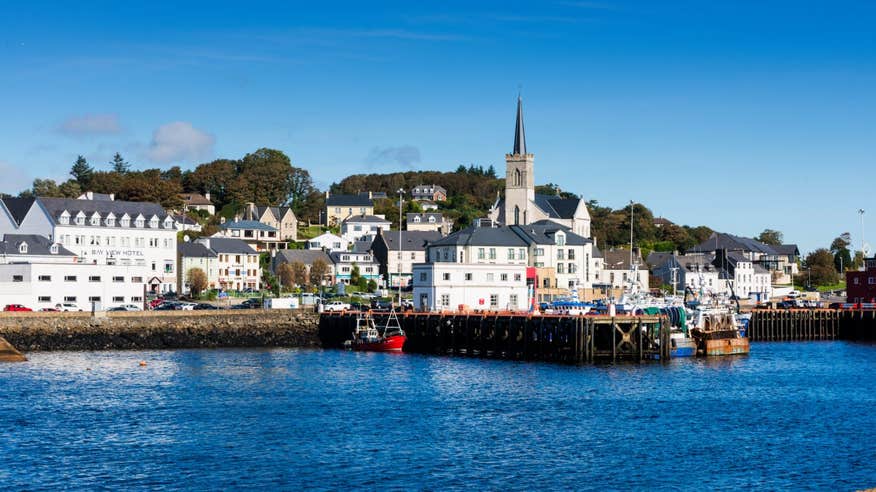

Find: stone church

[489,97,592,238]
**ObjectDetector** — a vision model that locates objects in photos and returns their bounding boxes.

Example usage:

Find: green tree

[286,167,315,214]
[110,152,130,173]
[796,248,838,287]
[756,229,783,246]
[366,279,377,293]
[310,258,329,287]
[831,232,852,272]
[31,179,61,197]
[186,267,208,297]
[291,261,308,287]
[349,263,361,287]
[70,155,94,188]
[58,180,82,198]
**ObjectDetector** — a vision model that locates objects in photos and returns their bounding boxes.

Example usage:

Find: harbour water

[2,343,875,490]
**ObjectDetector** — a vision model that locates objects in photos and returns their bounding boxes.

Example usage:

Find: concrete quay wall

[0,310,320,352]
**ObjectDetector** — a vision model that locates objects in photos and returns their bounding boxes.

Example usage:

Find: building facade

[178,237,262,293]
[329,251,380,285]
[216,219,283,251]
[0,195,178,294]
[179,192,215,215]
[242,203,298,242]
[411,184,447,202]
[406,213,452,235]
[306,232,350,252]
[324,193,374,227]
[340,214,392,242]
[371,229,442,287]
[846,257,876,302]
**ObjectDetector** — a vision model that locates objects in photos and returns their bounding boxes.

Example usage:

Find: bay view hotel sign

[0,193,178,293]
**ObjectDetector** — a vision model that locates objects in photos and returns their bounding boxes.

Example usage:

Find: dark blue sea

[2,342,875,490]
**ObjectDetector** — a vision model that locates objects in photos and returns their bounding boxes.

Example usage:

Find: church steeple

[513,95,526,155]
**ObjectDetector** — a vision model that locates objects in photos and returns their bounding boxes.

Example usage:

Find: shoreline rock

[0,311,320,353]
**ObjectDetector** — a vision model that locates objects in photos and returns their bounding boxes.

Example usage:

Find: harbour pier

[748,309,876,342]
[319,312,671,363]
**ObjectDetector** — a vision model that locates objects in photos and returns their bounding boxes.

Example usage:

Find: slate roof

[773,244,800,256]
[328,251,377,263]
[602,249,645,271]
[219,220,277,232]
[274,249,332,269]
[406,213,444,223]
[198,237,257,254]
[172,214,198,225]
[592,244,604,259]
[178,242,217,258]
[429,226,529,248]
[379,231,442,251]
[0,234,75,256]
[342,214,390,224]
[252,206,294,220]
[494,195,584,223]
[180,193,213,205]
[510,222,591,246]
[646,251,674,268]
[0,197,36,225]
[35,197,172,228]
[352,239,374,253]
[687,232,776,255]
[326,194,373,207]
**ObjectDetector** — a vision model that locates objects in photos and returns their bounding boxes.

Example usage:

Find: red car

[4,304,32,312]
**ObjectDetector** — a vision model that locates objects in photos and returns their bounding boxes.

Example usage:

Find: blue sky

[1,1,874,253]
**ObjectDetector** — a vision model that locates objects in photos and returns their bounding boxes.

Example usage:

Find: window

[535,248,544,257]
[38,296,51,302]
[557,249,564,260]
[106,217,115,227]
[89,276,101,282]
[419,272,427,282]
[64,275,77,282]
[410,252,416,260]
[64,296,77,302]
[440,294,450,307]
[568,249,575,260]
[557,263,565,274]
[490,294,498,307]
[113,276,124,282]
[120,217,130,227]
[18,243,27,254]
[38,275,51,282]
[131,276,143,283]
[12,275,23,282]
[486,273,495,282]
[75,214,85,225]
[489,248,496,260]
[135,218,144,228]
[509,294,518,308]
[90,215,100,226]
[514,273,522,282]
[500,273,508,281]
[465,273,472,281]
[112,296,124,302]
[442,273,451,281]
[870,277,876,285]
[854,278,860,285]
[88,296,101,302]
[413,216,421,223]
[149,217,159,228]
[569,263,577,274]
[59,214,70,225]
[519,249,526,260]
[131,296,143,302]
[556,233,566,246]
[478,248,485,260]
[508,249,515,260]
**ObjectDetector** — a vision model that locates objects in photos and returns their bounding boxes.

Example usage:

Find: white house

[0,234,146,310]
[340,214,391,242]
[371,229,442,288]
[216,219,283,252]
[329,250,380,285]
[602,249,649,292]
[307,232,350,252]
[412,225,530,312]
[0,195,178,294]
[406,213,452,235]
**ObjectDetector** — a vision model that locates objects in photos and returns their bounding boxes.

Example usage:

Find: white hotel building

[0,194,178,295]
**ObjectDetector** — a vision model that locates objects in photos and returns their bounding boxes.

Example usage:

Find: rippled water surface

[2,342,876,490]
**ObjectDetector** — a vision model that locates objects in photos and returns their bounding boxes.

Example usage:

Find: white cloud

[366,145,422,169]
[57,113,122,137]
[145,122,215,164]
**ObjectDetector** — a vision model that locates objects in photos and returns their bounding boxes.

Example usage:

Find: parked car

[4,304,32,312]
[107,306,128,312]
[401,298,414,310]
[39,307,60,312]
[154,302,180,311]
[349,301,367,311]
[324,301,351,312]
[194,303,219,310]
[176,302,196,311]
[230,303,258,310]
[370,299,392,311]
[56,302,82,312]
[110,304,142,312]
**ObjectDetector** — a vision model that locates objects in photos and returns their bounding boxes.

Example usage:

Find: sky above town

[1,1,874,254]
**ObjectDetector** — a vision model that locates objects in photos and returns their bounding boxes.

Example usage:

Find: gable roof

[428,226,528,248]
[180,193,213,205]
[510,222,590,246]
[326,194,373,207]
[773,244,800,256]
[687,232,777,255]
[198,237,257,254]
[178,241,217,258]
[0,197,36,226]
[646,251,674,268]
[602,249,645,271]
[172,214,198,225]
[377,230,442,251]
[273,249,332,269]
[342,214,390,224]
[406,212,444,222]
[0,234,74,256]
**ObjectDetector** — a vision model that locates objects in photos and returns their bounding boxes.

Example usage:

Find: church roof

[513,95,526,155]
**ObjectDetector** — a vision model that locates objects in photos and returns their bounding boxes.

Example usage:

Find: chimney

[325,191,330,199]
[205,192,211,201]
[109,193,115,201]
[220,217,226,224]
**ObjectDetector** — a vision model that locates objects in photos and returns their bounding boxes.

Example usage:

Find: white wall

[0,263,146,310]
[413,263,528,312]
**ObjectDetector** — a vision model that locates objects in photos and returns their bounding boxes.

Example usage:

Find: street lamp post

[859,208,866,269]
[397,188,405,309]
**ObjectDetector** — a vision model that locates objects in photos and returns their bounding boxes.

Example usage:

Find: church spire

[513,95,526,155]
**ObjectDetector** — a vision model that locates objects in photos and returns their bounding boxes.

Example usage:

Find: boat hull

[670,338,697,358]
[352,335,406,352]
[700,337,750,356]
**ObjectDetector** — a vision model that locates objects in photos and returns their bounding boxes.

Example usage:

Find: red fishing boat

[345,310,407,352]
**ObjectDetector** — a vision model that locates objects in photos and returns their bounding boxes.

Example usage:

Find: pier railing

[748,309,876,341]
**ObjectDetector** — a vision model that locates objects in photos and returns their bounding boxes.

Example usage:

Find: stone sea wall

[0,310,320,352]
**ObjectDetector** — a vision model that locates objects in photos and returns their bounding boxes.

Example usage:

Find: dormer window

[163,217,174,229]
[50,244,59,255]
[75,212,86,225]
[120,214,130,227]
[428,216,436,223]
[134,216,145,228]
[413,216,421,223]
[90,213,101,226]
[555,232,566,247]
[149,216,159,228]
[18,242,27,254]
[105,213,116,227]
[59,211,70,225]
